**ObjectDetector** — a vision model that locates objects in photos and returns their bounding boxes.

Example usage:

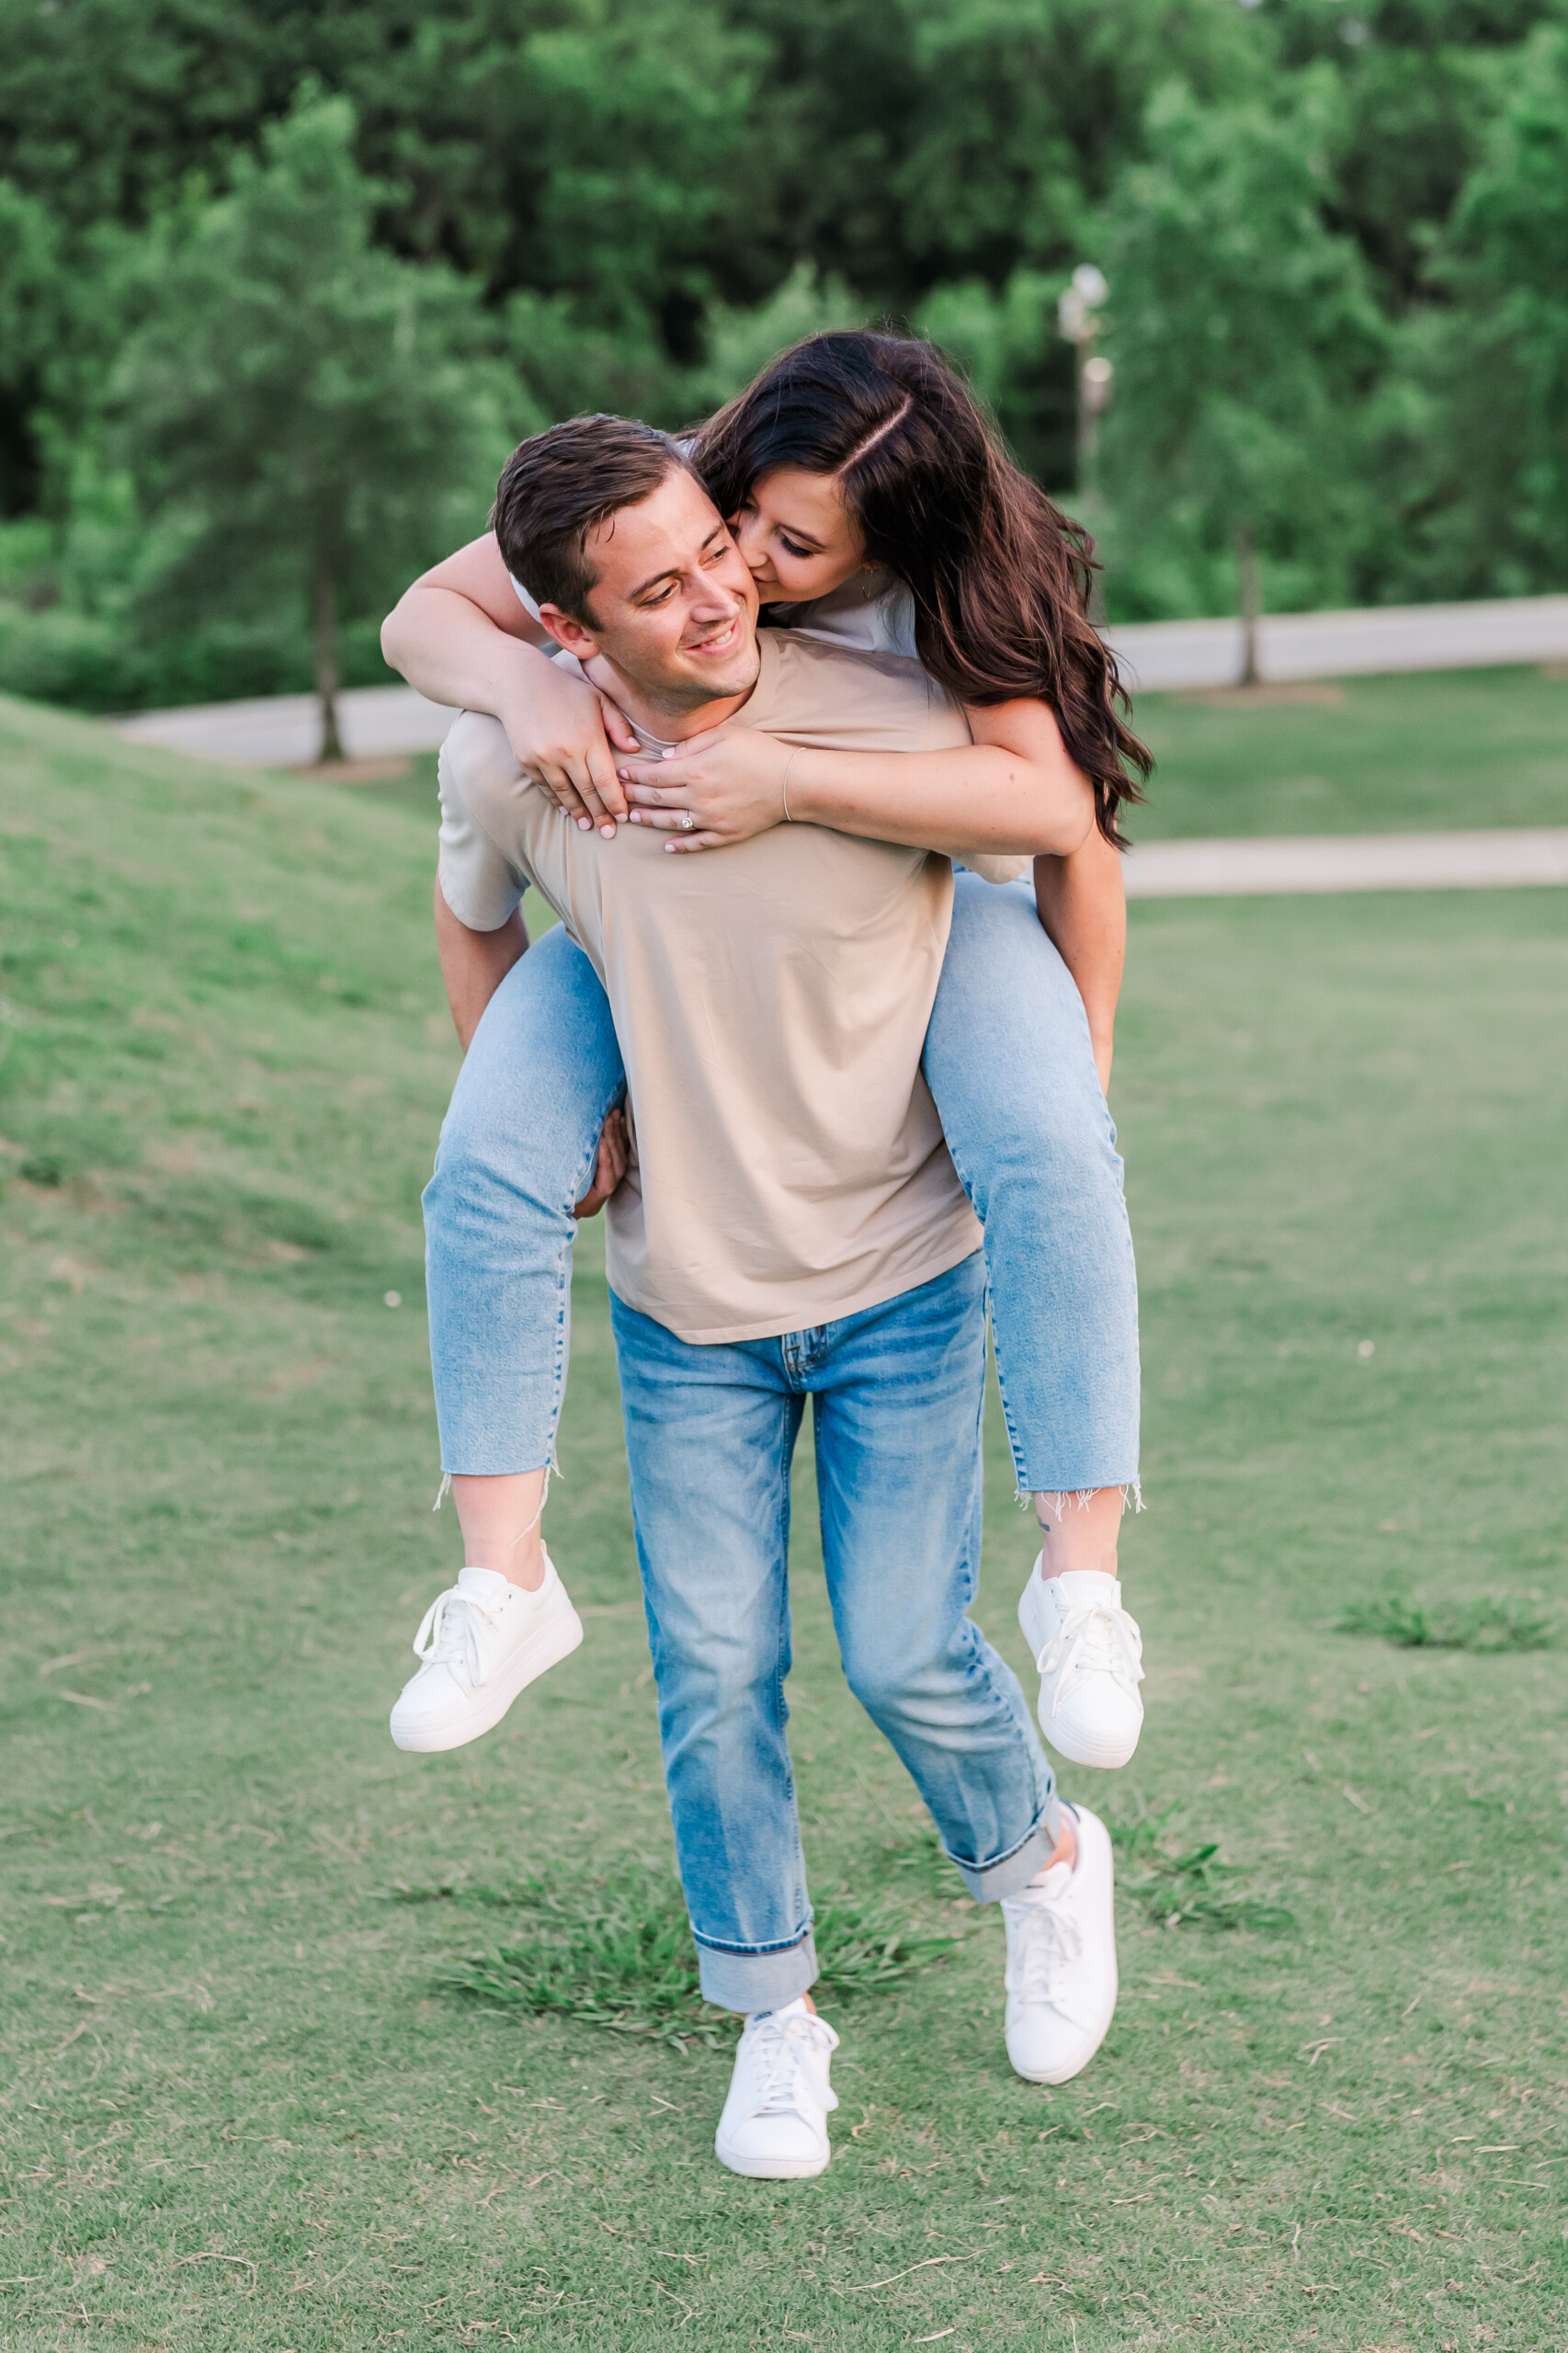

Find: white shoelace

[411,1585,509,1686]
[741,2010,836,2119]
[1004,1885,1084,2007]
[1036,1597,1144,1706]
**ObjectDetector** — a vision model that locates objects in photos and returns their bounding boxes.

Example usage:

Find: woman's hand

[619,727,794,852]
[498,660,642,839]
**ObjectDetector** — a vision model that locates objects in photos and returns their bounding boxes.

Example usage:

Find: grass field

[2,688,1565,2350]
[1127,664,1568,841]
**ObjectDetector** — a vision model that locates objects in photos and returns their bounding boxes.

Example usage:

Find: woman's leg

[924,871,1144,1771]
[423,924,625,1585]
[924,870,1141,1521]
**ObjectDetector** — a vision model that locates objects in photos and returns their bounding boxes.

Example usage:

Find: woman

[381,331,1149,1772]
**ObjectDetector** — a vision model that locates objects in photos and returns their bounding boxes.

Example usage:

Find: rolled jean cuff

[953,1800,1063,1904]
[695,1927,819,2016]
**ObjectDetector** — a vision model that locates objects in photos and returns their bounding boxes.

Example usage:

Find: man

[415,416,1117,2177]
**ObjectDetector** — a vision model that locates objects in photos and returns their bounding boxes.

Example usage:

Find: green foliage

[1391,25,1568,597]
[111,90,513,743]
[1336,1589,1556,1652]
[1097,72,1386,619]
[432,1861,959,2046]
[2,0,1567,702]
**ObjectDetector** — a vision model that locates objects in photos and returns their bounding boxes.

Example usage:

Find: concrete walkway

[1123,828,1568,898]
[113,683,459,769]
[1104,592,1568,693]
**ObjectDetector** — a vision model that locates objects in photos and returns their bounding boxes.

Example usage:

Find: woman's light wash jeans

[612,1252,1060,2011]
[424,872,1141,1495]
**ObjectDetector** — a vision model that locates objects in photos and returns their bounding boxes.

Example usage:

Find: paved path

[1105,593,1568,693]
[1123,828,1568,897]
[113,684,459,769]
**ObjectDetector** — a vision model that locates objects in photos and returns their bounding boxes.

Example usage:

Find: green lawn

[1130,663,1568,839]
[2,691,1564,2350]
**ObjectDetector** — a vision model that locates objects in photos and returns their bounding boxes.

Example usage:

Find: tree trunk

[313,547,345,763]
[1236,523,1261,688]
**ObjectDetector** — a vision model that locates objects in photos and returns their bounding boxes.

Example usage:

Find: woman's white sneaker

[714,1998,839,2179]
[389,1554,583,1754]
[1017,1562,1144,1768]
[1002,1804,1118,2084]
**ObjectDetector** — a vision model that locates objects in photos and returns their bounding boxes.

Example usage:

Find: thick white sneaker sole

[1017,1565,1144,1769]
[389,1587,584,1755]
[713,2127,831,2181]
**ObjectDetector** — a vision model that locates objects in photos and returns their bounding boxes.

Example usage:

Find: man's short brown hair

[491,415,687,620]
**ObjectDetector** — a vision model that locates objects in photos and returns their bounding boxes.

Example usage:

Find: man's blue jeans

[609,1252,1062,2014]
[426,872,1141,1495]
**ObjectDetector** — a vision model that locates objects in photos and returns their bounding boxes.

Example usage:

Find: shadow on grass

[392,1859,960,2049]
[1336,1591,1555,1652]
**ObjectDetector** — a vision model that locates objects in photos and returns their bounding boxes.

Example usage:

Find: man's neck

[582,653,758,743]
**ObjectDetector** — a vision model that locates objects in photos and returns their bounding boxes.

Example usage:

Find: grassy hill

[1,691,1564,2348]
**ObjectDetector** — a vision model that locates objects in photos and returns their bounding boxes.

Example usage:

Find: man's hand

[619,727,792,852]
[573,1107,630,1218]
[499,660,642,839]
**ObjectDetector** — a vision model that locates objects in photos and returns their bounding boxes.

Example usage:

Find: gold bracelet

[781,747,800,824]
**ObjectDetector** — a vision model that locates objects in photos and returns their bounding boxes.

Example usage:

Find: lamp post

[1058,263,1112,497]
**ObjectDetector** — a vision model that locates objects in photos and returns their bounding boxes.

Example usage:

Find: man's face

[540,467,760,714]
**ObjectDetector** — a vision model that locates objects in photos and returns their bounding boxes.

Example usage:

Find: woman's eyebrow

[774,518,824,549]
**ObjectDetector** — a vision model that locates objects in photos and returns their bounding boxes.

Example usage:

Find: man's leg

[608,1292,816,2014]
[391,928,623,1756]
[810,1254,1119,2086]
[809,1254,1062,1895]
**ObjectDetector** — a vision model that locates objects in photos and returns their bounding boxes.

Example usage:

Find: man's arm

[432,880,628,1214]
[1032,831,1126,1093]
[381,533,636,833]
[434,878,528,1052]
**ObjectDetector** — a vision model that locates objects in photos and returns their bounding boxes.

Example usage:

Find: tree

[114,89,511,757]
[1396,24,1568,597]
[1096,74,1385,631]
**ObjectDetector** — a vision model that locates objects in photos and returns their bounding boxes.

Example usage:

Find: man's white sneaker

[1002,1804,1118,2085]
[389,1556,583,1754]
[1017,1563,1144,1768]
[714,1998,839,2179]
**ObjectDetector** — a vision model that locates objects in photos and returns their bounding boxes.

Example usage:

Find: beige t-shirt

[437,629,984,1344]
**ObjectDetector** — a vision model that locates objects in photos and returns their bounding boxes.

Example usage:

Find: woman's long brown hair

[691,330,1149,847]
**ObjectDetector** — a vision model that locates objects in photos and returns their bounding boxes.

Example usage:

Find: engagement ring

[682,813,694,831]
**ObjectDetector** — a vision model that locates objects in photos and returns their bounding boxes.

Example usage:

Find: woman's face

[729,466,868,603]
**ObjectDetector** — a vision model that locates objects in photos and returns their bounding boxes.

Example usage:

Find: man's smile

[685,613,744,657]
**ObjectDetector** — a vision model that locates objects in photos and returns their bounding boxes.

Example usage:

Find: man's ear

[537,602,599,661]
